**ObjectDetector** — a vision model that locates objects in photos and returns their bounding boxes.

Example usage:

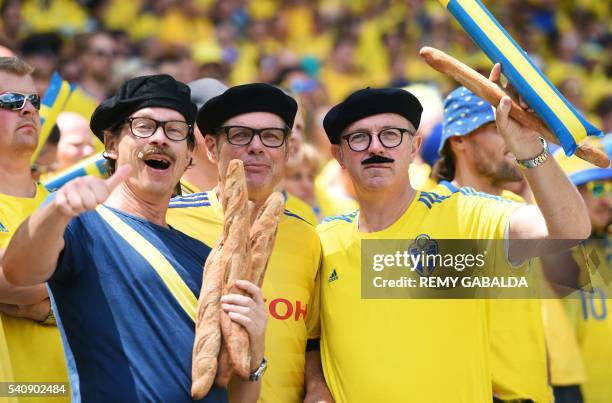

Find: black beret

[90,74,197,140]
[196,83,298,135]
[323,87,423,144]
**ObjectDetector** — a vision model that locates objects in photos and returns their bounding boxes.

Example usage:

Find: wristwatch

[249,357,267,382]
[516,137,550,169]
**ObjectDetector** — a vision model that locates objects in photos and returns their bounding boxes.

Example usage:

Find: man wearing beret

[167,83,333,403]
[316,71,590,402]
[432,87,549,403]
[3,74,267,403]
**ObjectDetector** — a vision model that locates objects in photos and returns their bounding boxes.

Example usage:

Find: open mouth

[144,156,171,170]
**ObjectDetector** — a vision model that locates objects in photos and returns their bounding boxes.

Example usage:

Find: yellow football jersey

[179,178,318,226]
[167,190,321,403]
[0,183,69,401]
[564,237,612,403]
[178,178,202,196]
[432,182,549,402]
[317,188,524,403]
[283,192,318,226]
[540,292,586,386]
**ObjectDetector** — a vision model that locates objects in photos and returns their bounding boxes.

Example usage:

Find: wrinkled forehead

[0,72,37,94]
[341,113,414,135]
[222,111,286,129]
[130,107,186,121]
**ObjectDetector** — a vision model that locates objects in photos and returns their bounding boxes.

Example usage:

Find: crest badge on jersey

[407,234,438,277]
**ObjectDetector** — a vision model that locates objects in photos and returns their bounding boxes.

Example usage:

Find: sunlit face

[288,108,305,165]
[331,113,420,193]
[205,112,289,199]
[579,179,611,234]
[56,112,96,170]
[463,122,523,184]
[0,72,40,155]
[104,107,193,198]
[285,163,316,206]
[85,33,116,80]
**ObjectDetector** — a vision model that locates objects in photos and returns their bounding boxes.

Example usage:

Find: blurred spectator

[0,0,23,50]
[55,111,96,172]
[285,143,322,218]
[596,95,612,134]
[19,32,62,94]
[21,0,88,35]
[75,31,117,101]
[179,77,228,195]
[157,52,199,85]
[320,37,367,104]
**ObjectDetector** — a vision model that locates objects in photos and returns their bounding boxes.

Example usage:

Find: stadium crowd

[0,0,610,402]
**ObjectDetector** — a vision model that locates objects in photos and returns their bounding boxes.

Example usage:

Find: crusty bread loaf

[191,243,224,399]
[219,160,252,379]
[214,340,233,387]
[192,161,285,393]
[249,192,285,287]
[192,160,250,395]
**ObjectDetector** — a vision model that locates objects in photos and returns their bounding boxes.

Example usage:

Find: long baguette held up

[191,243,224,399]
[219,160,252,379]
[419,46,609,168]
[249,192,285,287]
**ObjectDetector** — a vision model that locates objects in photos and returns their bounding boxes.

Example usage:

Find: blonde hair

[0,57,34,76]
[286,143,322,175]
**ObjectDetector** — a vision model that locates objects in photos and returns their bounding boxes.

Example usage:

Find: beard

[473,148,523,184]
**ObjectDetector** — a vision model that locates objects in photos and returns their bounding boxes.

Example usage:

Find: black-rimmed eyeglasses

[342,127,413,152]
[0,92,40,111]
[126,117,192,141]
[216,125,289,148]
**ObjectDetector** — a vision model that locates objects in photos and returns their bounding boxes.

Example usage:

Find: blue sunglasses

[0,92,41,111]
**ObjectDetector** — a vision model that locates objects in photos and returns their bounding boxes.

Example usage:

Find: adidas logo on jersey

[0,221,8,233]
[328,269,339,283]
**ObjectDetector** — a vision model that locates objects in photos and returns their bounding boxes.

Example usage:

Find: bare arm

[3,165,131,287]
[304,348,334,403]
[0,248,49,305]
[0,299,50,322]
[487,65,590,261]
[225,280,267,403]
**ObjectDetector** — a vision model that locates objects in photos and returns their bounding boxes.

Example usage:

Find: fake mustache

[137,146,176,162]
[361,155,395,165]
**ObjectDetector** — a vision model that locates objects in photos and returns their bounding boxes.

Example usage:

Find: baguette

[419,46,610,168]
[191,243,224,399]
[219,160,252,379]
[249,192,285,287]
[214,340,233,387]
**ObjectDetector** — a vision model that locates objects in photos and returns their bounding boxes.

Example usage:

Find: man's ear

[410,135,423,161]
[204,134,219,164]
[103,131,118,159]
[331,144,345,169]
[449,136,467,155]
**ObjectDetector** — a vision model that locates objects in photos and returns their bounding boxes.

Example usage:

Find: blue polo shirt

[48,206,227,403]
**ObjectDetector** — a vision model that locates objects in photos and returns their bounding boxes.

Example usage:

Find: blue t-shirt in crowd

[48,206,227,403]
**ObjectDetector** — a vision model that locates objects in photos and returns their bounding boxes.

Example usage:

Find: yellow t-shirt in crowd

[316,187,523,403]
[565,237,612,403]
[166,190,321,403]
[540,287,586,386]
[283,192,318,226]
[0,183,69,401]
[178,179,317,226]
[432,181,549,402]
